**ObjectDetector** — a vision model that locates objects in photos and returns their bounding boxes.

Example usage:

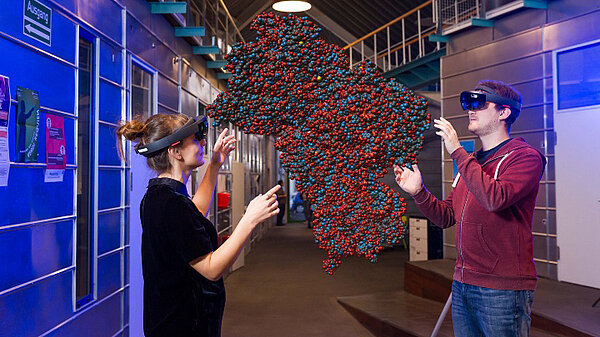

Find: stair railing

[187,0,245,55]
[343,0,443,73]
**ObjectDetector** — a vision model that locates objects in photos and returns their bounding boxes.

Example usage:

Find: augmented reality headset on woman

[135,116,208,157]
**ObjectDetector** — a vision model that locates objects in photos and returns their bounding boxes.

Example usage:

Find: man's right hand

[393,164,424,196]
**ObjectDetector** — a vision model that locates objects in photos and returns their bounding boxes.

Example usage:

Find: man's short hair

[477,80,522,128]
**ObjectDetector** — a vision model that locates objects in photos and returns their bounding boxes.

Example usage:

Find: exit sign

[23,0,52,46]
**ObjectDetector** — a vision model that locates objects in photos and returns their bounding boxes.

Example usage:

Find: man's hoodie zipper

[456,150,517,280]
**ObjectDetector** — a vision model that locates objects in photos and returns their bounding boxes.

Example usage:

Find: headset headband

[135,115,207,157]
[473,85,521,112]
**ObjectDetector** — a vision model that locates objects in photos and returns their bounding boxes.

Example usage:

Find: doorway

[128,57,157,336]
[554,40,600,289]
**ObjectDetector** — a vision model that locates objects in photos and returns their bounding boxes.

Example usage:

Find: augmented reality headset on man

[135,116,208,157]
[460,85,521,112]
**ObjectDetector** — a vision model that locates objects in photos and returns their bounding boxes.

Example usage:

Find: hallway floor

[222,222,408,337]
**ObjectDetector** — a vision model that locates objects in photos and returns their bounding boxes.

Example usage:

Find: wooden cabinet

[409,217,429,261]
[409,217,443,261]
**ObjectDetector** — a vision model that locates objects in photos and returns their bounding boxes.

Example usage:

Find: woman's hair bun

[117,118,147,142]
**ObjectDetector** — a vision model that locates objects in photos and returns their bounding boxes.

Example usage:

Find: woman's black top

[141,178,225,337]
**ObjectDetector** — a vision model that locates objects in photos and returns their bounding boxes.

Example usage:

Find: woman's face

[179,134,207,170]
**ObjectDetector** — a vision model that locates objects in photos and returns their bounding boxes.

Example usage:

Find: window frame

[553,38,600,114]
[129,56,157,121]
[74,26,98,310]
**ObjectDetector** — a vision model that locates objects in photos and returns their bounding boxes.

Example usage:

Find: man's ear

[498,107,512,122]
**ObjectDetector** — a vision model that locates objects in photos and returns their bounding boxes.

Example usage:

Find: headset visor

[460,87,521,112]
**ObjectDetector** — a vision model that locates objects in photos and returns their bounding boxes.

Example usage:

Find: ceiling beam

[350,1,392,31]
[306,5,374,58]
[238,1,274,31]
[316,1,375,39]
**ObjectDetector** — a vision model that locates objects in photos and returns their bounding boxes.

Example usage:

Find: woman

[117,113,280,336]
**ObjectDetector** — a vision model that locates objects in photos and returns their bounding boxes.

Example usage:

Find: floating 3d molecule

[207,12,430,274]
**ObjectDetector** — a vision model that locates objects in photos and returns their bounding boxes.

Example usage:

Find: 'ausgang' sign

[23,0,52,46]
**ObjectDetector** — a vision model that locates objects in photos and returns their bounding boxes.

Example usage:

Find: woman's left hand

[211,128,237,166]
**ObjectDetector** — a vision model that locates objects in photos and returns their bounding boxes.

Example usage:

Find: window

[556,40,600,110]
[131,63,153,119]
[76,33,94,307]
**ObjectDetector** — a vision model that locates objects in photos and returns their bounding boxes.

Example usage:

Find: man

[301,192,313,229]
[275,179,287,226]
[394,80,546,336]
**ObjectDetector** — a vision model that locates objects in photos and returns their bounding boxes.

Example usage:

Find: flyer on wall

[16,86,40,163]
[0,75,10,186]
[44,114,66,183]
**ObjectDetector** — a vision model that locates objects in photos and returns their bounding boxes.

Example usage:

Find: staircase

[148,0,240,79]
[383,48,445,90]
[338,259,600,337]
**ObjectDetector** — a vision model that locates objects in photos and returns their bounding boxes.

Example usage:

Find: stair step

[193,46,220,55]
[149,2,186,14]
[338,290,454,337]
[174,27,205,37]
[339,290,563,337]
[207,60,227,68]
[405,260,600,336]
[217,73,233,79]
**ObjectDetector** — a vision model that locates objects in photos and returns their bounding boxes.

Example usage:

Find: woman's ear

[167,146,182,160]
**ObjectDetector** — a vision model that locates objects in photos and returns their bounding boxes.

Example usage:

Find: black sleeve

[165,196,213,263]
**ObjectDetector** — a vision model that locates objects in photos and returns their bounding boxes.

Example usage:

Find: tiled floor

[222,222,408,337]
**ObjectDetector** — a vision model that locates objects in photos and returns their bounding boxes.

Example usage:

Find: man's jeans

[452,280,534,337]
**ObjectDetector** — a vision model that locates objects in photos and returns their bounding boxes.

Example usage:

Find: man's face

[467,101,505,136]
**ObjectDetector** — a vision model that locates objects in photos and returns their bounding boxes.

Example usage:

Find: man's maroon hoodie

[412,137,546,290]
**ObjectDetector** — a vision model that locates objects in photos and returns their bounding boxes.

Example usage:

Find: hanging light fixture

[272,1,312,12]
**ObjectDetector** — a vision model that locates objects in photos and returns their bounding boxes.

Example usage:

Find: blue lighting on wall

[557,40,600,110]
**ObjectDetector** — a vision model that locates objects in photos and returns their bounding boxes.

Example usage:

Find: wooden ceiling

[221,0,433,51]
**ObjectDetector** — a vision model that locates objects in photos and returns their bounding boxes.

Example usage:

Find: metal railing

[437,0,483,27]
[343,0,443,73]
[191,0,245,54]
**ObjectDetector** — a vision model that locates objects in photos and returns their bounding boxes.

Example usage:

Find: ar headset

[135,115,208,157]
[460,85,521,113]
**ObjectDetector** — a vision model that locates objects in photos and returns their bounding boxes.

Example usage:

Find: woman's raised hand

[211,128,237,166]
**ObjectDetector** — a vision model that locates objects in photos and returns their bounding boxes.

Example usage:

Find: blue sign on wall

[453,140,475,177]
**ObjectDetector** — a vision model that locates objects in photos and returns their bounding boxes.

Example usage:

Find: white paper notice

[0,75,11,187]
[44,169,64,182]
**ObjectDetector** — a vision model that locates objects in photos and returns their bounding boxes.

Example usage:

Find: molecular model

[207,12,430,274]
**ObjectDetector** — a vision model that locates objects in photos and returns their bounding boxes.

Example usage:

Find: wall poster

[16,86,40,162]
[0,75,10,186]
[44,114,65,182]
